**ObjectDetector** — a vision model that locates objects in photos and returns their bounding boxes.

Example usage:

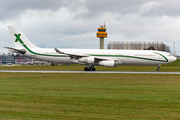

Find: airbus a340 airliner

[6,26,176,71]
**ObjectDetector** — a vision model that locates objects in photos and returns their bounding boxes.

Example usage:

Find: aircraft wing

[54,48,89,59]
[5,47,26,54]
[54,48,111,61]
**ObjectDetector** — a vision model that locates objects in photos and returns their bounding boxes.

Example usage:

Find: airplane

[5,26,177,71]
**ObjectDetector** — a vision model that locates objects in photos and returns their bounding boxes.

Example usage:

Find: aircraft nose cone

[169,56,177,63]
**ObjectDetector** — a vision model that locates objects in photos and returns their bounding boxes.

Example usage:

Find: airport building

[0,55,14,64]
[176,55,180,59]
[0,54,48,65]
[107,42,171,53]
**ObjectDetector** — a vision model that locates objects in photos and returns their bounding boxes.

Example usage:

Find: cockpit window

[167,54,172,57]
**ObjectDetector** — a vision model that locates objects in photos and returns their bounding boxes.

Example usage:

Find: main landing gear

[84,65,96,71]
[157,65,161,71]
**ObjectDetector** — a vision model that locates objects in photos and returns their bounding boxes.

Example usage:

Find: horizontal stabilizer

[5,47,26,54]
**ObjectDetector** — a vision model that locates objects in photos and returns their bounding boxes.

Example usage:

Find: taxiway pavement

[0,70,180,74]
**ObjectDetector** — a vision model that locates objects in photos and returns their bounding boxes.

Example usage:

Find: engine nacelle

[78,57,95,64]
[99,60,116,67]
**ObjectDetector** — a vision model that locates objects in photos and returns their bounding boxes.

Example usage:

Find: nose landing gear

[157,65,161,71]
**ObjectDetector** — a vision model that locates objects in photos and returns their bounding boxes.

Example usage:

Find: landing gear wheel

[84,67,89,71]
[84,66,96,71]
[90,67,96,71]
[157,65,161,71]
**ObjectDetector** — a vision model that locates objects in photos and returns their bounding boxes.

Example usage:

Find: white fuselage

[23,48,176,66]
[7,26,177,71]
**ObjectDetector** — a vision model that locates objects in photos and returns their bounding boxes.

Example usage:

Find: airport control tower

[96,22,107,49]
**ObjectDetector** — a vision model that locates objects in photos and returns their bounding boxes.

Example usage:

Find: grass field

[0,73,180,119]
[0,60,180,119]
[0,59,180,72]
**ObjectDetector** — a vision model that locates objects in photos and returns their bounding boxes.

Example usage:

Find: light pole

[173,43,176,57]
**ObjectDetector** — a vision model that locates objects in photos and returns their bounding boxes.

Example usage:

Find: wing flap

[54,48,118,62]
[54,48,88,59]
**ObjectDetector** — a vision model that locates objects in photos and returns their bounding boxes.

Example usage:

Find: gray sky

[1,0,180,54]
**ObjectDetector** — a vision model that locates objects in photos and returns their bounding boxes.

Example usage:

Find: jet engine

[99,60,117,67]
[78,57,95,64]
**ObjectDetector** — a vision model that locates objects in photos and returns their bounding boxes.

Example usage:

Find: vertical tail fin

[7,26,39,49]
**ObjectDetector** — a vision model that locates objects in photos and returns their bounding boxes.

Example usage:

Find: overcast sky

[0,0,180,54]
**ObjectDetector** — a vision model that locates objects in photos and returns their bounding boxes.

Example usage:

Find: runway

[0,70,180,74]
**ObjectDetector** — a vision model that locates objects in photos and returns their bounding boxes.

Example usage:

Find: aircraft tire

[84,67,89,71]
[89,67,96,71]
[92,67,96,71]
[157,68,160,71]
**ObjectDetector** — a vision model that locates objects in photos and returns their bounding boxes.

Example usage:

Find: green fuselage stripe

[90,53,168,62]
[23,45,168,62]
[15,34,168,62]
[23,44,67,57]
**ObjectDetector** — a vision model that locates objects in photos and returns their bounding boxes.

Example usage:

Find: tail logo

[14,34,24,44]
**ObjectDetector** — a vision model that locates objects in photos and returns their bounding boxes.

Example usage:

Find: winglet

[54,48,65,54]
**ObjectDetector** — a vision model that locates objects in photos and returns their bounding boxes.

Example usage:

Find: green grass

[0,59,180,72]
[0,60,180,119]
[0,73,180,119]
